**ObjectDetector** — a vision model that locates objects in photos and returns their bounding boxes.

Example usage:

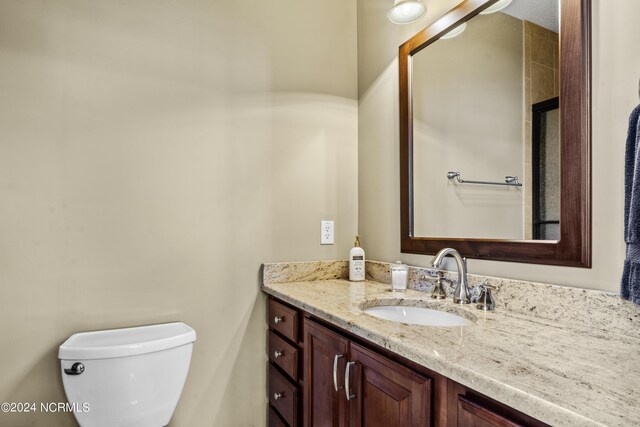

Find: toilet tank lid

[58,322,196,360]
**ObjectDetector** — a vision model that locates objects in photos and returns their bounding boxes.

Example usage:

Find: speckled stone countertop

[261,261,640,427]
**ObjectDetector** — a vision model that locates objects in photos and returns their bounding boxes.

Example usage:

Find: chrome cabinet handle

[273,392,284,401]
[274,350,283,359]
[333,354,344,391]
[64,362,85,375]
[344,361,356,401]
[476,281,499,311]
[273,316,284,324]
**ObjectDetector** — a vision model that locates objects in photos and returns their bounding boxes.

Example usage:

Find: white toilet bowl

[58,322,196,427]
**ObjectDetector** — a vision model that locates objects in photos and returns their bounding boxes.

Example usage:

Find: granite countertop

[261,262,640,427]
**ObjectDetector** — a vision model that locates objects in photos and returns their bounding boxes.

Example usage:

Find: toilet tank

[58,322,196,427]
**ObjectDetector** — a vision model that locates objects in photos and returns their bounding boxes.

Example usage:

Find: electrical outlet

[321,220,334,245]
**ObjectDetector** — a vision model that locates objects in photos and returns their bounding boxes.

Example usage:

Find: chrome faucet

[430,248,470,304]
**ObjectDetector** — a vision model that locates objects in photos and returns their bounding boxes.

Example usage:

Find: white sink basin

[364,305,473,327]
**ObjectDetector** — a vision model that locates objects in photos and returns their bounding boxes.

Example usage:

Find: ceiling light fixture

[388,0,427,25]
[479,0,513,15]
[440,22,467,39]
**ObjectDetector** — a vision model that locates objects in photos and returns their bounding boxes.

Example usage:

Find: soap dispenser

[349,235,365,281]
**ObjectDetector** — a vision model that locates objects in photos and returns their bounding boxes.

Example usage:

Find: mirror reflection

[412,0,560,240]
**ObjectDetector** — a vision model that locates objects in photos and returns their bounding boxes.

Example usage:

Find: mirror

[399,0,591,266]
[413,0,560,240]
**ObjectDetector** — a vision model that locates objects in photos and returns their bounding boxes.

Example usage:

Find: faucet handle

[419,272,451,299]
[435,270,453,283]
[429,271,452,299]
[479,282,499,292]
[420,268,440,279]
[476,281,498,311]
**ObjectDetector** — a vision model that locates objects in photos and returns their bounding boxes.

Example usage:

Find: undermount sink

[364,305,474,327]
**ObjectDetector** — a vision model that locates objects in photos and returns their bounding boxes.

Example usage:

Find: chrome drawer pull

[333,354,344,391]
[274,350,283,359]
[273,392,284,401]
[345,361,356,401]
[274,316,284,324]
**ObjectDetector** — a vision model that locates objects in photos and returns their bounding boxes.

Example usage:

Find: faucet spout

[430,248,470,304]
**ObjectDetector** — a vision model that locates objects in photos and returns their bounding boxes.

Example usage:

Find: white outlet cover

[321,220,334,245]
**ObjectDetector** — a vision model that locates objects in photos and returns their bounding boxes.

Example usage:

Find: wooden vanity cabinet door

[304,319,350,427]
[349,343,432,427]
[449,382,549,427]
[456,396,523,427]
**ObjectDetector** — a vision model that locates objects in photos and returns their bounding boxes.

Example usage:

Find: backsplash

[262,260,349,284]
[263,260,640,339]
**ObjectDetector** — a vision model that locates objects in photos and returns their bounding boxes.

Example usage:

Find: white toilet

[58,322,196,427]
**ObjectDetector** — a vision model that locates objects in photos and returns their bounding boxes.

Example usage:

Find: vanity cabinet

[267,296,548,427]
[304,318,431,427]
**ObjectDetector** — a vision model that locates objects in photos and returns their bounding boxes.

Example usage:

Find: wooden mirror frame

[399,0,591,267]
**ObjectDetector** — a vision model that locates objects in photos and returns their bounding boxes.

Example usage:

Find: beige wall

[0,1,357,426]
[1,1,638,426]
[358,0,639,292]
[413,13,524,239]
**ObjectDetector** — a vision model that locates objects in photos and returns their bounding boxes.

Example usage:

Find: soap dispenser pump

[349,235,365,282]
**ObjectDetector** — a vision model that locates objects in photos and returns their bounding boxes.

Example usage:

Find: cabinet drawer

[269,405,288,427]
[269,364,299,426]
[269,331,299,381]
[269,299,299,342]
